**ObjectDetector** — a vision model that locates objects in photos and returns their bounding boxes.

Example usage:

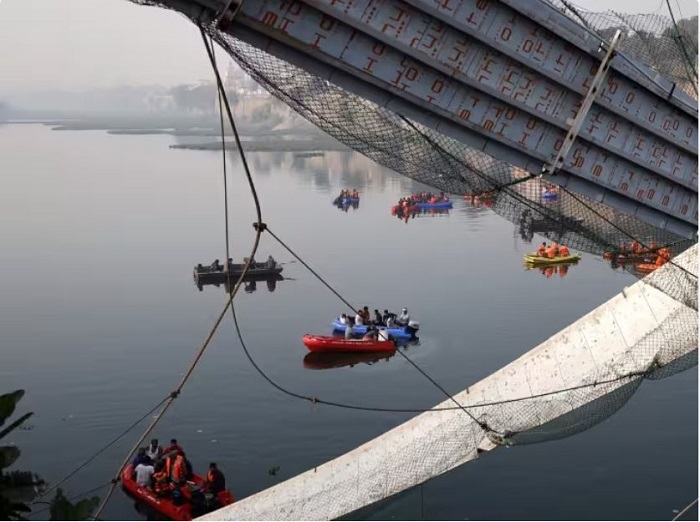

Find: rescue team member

[206,463,226,494]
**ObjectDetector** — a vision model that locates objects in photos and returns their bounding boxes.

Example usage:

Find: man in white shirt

[397,308,410,326]
[339,314,349,325]
[354,310,364,326]
[135,461,155,487]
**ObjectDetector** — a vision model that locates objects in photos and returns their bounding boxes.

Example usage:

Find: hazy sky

[0,0,697,93]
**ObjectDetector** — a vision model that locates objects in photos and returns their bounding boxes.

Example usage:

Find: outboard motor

[405,320,420,338]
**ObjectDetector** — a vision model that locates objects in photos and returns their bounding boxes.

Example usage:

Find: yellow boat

[523,253,581,265]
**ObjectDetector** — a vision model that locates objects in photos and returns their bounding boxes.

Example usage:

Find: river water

[1,124,696,520]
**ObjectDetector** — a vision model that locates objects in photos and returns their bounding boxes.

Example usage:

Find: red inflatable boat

[302,334,396,353]
[121,464,234,520]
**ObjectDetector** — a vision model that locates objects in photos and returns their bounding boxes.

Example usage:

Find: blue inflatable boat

[331,319,417,340]
[417,201,452,210]
[333,197,360,206]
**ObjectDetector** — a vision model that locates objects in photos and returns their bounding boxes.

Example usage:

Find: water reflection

[303,351,396,370]
[523,262,578,279]
[220,150,424,194]
[391,207,450,223]
[517,209,587,244]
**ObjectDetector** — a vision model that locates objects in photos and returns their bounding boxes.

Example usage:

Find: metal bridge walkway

[149,0,696,238]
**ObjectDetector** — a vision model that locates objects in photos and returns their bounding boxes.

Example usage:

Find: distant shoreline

[2,119,350,152]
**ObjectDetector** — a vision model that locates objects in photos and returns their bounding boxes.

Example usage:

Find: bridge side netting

[129,0,697,310]
[549,0,698,99]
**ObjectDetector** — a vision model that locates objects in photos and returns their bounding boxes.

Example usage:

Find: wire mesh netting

[550,0,698,98]
[129,0,697,448]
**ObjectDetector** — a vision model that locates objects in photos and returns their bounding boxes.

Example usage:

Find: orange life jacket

[547,247,558,259]
[172,455,186,481]
[559,246,570,257]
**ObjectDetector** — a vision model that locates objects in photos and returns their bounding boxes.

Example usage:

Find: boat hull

[417,201,452,209]
[120,465,234,521]
[523,253,581,265]
[194,263,283,285]
[303,334,396,353]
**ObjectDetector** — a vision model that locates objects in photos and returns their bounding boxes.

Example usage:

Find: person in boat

[558,244,570,258]
[210,259,222,272]
[162,438,183,459]
[205,462,226,495]
[360,306,371,323]
[537,242,547,257]
[146,438,162,463]
[546,242,559,259]
[354,309,364,326]
[382,309,395,325]
[132,448,151,468]
[397,308,410,326]
[167,450,189,486]
[197,263,204,272]
[134,457,155,487]
[266,255,276,269]
[386,314,397,329]
[152,460,170,494]
[344,322,354,340]
[374,309,383,326]
[363,327,379,341]
[339,313,349,326]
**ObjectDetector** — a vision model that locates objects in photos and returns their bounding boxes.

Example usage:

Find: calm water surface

[0,124,696,520]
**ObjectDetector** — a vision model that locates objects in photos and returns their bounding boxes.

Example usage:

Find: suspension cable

[91,26,266,519]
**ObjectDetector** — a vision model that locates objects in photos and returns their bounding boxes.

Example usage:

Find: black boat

[193,261,283,286]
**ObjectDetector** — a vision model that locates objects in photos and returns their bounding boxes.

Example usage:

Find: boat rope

[672,498,698,521]
[212,33,232,280]
[212,304,660,414]
[262,226,492,432]
[30,396,169,504]
[28,481,113,519]
[665,0,698,96]
[91,26,266,520]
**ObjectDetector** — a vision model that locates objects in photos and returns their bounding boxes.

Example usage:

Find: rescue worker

[152,460,170,495]
[537,242,547,257]
[558,244,570,258]
[206,463,226,495]
[162,439,183,460]
[170,450,188,485]
[546,242,559,259]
